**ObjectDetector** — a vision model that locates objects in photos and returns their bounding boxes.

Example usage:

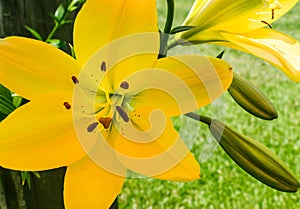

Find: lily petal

[220,28,300,82]
[64,157,125,209]
[0,94,85,171]
[110,106,200,181]
[128,55,233,116]
[80,32,160,94]
[177,0,298,43]
[74,0,158,65]
[0,37,80,100]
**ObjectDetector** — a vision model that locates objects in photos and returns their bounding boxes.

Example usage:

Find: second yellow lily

[175,0,300,81]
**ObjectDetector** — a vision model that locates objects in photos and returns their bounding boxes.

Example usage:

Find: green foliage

[21,171,41,189]
[25,25,43,40]
[170,26,195,34]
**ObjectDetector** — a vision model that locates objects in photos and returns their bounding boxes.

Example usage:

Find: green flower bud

[209,119,300,192]
[228,73,278,120]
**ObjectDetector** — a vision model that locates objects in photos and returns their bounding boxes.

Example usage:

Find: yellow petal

[0,37,80,100]
[177,0,298,43]
[129,55,233,116]
[0,94,85,171]
[78,32,160,94]
[109,106,200,181]
[64,157,125,209]
[220,28,300,82]
[73,0,158,66]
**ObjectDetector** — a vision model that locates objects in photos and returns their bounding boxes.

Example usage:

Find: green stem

[163,0,175,34]
[158,0,175,58]
[45,23,60,42]
[45,4,71,42]
[167,38,179,50]
[184,112,212,126]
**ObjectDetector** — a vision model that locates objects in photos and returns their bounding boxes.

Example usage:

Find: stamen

[272,9,274,19]
[71,76,79,84]
[63,102,71,110]
[120,81,129,89]
[261,20,272,29]
[87,122,99,132]
[101,61,107,72]
[99,117,112,129]
[116,106,129,122]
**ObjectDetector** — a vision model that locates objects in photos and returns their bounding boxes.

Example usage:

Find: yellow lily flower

[0,0,233,208]
[175,0,300,81]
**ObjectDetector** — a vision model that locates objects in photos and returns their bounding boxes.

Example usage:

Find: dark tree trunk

[0,0,73,41]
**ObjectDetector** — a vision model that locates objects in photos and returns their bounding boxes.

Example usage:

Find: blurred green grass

[119,1,300,208]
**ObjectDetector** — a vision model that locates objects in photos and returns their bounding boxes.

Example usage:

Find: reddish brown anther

[120,81,129,89]
[101,61,107,72]
[72,76,79,84]
[261,20,272,29]
[63,102,71,110]
[99,117,112,129]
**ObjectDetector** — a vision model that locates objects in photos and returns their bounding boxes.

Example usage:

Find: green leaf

[25,25,43,40]
[0,84,12,101]
[61,19,74,25]
[48,39,68,49]
[69,43,76,58]
[216,51,225,59]
[54,4,66,22]
[21,171,40,189]
[12,95,23,108]
[67,0,86,12]
[0,95,15,115]
[0,112,6,121]
[170,26,195,34]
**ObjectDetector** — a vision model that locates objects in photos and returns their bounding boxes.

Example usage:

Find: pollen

[101,61,107,72]
[63,102,71,110]
[87,122,99,132]
[99,117,112,129]
[71,76,79,84]
[120,81,129,89]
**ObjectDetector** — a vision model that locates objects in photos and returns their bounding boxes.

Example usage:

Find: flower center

[93,80,131,131]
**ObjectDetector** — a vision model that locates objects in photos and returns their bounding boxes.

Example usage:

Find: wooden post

[0,0,73,41]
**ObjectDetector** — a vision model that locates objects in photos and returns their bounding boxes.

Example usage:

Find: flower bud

[228,73,278,120]
[209,119,300,192]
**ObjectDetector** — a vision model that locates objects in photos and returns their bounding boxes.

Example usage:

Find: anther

[71,76,79,84]
[99,117,112,129]
[272,9,274,19]
[87,122,99,132]
[116,106,129,122]
[101,61,107,72]
[120,81,129,89]
[261,20,272,29]
[63,102,71,110]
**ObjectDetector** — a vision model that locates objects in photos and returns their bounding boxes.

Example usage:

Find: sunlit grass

[119,1,300,208]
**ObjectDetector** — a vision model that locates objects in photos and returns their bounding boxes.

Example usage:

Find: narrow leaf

[25,26,43,40]
[170,26,195,34]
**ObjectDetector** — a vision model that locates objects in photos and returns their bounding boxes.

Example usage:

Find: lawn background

[119,1,300,208]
